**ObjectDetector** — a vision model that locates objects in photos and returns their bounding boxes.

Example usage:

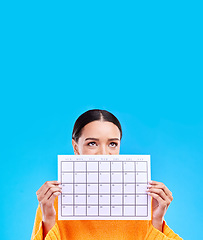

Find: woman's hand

[36,181,62,238]
[146,180,173,232]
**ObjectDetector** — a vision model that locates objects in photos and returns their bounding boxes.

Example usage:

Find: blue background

[0,1,202,239]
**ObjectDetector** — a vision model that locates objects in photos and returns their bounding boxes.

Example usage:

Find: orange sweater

[31,198,182,240]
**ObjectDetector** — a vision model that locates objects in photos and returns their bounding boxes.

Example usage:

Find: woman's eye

[109,142,118,147]
[88,142,96,146]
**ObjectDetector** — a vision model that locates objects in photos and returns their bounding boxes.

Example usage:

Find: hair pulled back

[72,109,122,143]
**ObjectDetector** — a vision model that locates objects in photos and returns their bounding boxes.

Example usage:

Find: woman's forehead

[81,121,120,138]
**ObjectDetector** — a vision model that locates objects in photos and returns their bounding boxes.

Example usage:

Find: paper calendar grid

[58,155,151,220]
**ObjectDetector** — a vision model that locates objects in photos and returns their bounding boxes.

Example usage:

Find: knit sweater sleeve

[145,220,183,240]
[31,205,61,240]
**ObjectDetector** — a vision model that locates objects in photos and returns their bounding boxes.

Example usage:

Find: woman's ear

[72,139,79,155]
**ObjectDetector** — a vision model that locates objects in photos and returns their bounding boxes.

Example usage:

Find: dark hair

[72,109,122,143]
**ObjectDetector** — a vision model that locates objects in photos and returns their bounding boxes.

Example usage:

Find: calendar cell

[99,194,110,204]
[124,195,135,205]
[136,206,147,216]
[62,205,73,216]
[75,172,86,183]
[75,206,86,216]
[111,184,122,194]
[62,173,73,183]
[136,172,147,183]
[136,184,147,194]
[99,206,110,216]
[124,184,135,194]
[99,162,110,171]
[75,162,86,172]
[136,162,147,171]
[111,195,122,204]
[124,206,135,216]
[124,172,135,183]
[62,184,73,193]
[75,184,86,194]
[87,184,98,194]
[124,162,135,171]
[87,195,98,204]
[75,195,86,204]
[62,195,73,204]
[87,162,98,171]
[111,161,122,171]
[111,205,122,216]
[136,194,147,204]
[99,172,110,183]
[62,162,73,172]
[87,172,98,183]
[111,172,122,183]
[87,206,98,216]
[99,184,110,193]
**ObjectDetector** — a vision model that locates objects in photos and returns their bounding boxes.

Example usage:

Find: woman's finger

[37,181,60,195]
[148,180,173,201]
[40,188,62,205]
[148,192,168,210]
[43,184,62,196]
[47,191,62,202]
[44,187,62,200]
[146,187,172,205]
[37,183,62,202]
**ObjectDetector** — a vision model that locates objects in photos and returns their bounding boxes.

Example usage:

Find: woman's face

[72,121,121,155]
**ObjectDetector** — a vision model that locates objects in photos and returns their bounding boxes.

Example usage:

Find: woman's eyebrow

[108,138,120,141]
[85,138,120,141]
[85,138,99,141]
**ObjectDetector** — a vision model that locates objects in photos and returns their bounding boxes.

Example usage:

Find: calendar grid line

[62,171,148,173]
[110,160,111,216]
[62,193,148,195]
[62,204,148,206]
[134,161,136,216]
[86,161,87,217]
[61,182,147,184]
[146,159,148,215]
[61,160,63,218]
[122,161,124,216]
[98,161,99,216]
[73,161,75,216]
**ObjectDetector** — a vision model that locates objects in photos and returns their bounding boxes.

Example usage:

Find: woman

[31,109,182,240]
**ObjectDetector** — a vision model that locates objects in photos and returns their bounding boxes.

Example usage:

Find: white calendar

[58,155,151,220]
